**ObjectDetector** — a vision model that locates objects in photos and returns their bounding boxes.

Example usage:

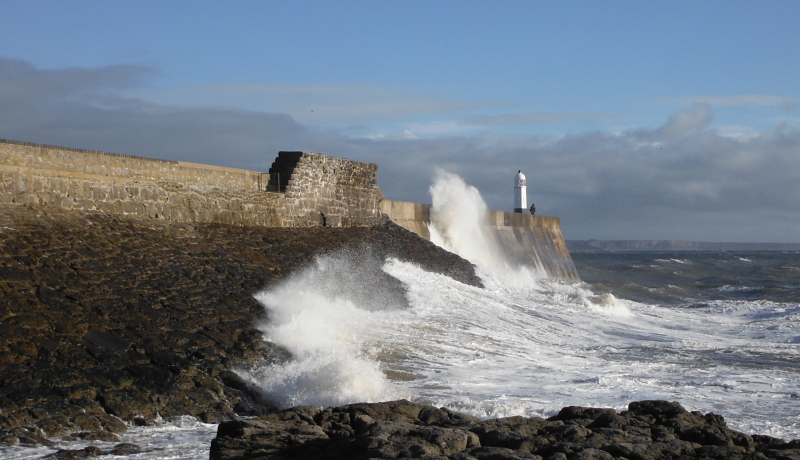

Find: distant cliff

[567,240,800,251]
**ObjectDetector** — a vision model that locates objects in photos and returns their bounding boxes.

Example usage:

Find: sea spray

[238,175,799,441]
[238,249,406,408]
[428,170,507,274]
[242,174,635,411]
[428,170,545,287]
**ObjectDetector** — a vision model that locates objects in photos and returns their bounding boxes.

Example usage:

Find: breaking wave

[239,172,800,441]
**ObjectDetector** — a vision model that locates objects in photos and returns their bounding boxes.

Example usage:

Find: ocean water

[240,171,800,440]
[5,173,799,458]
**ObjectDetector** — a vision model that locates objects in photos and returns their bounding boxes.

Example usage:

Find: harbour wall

[382,200,580,280]
[0,140,384,228]
[0,138,578,279]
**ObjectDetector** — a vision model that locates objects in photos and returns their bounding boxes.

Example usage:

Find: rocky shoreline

[0,204,478,448]
[211,399,800,460]
[2,204,799,459]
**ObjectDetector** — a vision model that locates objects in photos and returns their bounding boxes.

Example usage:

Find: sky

[1,1,798,242]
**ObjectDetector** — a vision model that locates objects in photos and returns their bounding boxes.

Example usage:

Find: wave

[239,171,800,441]
[237,250,405,408]
[428,170,544,288]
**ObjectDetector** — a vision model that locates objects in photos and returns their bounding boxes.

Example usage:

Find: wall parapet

[0,138,178,164]
[380,200,562,230]
[270,151,385,227]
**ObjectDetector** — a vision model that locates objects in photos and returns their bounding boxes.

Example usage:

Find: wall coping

[0,138,266,177]
[0,138,178,164]
[381,199,559,228]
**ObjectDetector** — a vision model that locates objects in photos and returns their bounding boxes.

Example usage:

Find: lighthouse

[514,170,527,213]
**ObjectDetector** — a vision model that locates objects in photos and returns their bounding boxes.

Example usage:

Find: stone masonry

[269,151,385,227]
[0,140,385,228]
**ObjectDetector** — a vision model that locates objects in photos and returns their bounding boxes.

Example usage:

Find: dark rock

[471,416,549,449]
[108,443,144,455]
[71,414,101,432]
[1,205,480,446]
[209,400,800,460]
[587,412,627,430]
[358,421,480,458]
[36,418,69,437]
[455,445,543,459]
[552,406,616,423]
[132,416,151,426]
[601,440,699,459]
[43,445,103,459]
[627,400,687,418]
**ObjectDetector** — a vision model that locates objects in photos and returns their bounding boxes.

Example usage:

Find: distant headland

[568,240,800,252]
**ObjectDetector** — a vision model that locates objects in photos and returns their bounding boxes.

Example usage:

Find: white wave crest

[239,251,402,408]
[428,170,542,289]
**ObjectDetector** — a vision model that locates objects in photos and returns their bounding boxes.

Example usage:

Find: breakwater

[0,139,577,279]
[0,141,384,228]
[382,199,579,280]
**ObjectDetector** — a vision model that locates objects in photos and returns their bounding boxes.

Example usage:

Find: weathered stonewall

[210,399,800,460]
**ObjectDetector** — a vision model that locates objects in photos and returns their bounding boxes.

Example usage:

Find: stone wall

[381,200,579,280]
[0,141,263,190]
[271,151,385,227]
[380,199,432,239]
[0,141,385,228]
[0,140,578,279]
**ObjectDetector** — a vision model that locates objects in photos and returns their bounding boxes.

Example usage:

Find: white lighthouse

[514,170,527,213]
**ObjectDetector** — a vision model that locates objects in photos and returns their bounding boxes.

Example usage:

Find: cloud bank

[1,58,798,242]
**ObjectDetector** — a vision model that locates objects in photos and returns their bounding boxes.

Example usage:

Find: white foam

[240,174,800,442]
[428,170,543,289]
[429,170,506,272]
[239,251,401,409]
[0,416,217,460]
[384,258,799,438]
[10,177,798,459]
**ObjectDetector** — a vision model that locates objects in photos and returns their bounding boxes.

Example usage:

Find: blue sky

[1,1,799,242]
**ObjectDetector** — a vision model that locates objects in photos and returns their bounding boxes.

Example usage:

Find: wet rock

[210,399,800,460]
[108,443,144,455]
[1,205,480,446]
[44,445,103,459]
[74,430,122,442]
[471,416,550,449]
[0,426,54,447]
[627,400,687,420]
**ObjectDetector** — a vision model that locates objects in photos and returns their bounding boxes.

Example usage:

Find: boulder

[210,400,800,460]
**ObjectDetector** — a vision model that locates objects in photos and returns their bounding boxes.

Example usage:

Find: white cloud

[655,103,712,140]
[660,95,800,108]
[462,111,618,127]
[132,82,473,128]
[402,129,417,139]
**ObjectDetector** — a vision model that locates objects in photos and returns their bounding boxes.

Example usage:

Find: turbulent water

[6,172,799,459]
[239,171,800,440]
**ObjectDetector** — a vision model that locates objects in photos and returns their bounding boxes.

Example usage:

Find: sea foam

[239,171,800,440]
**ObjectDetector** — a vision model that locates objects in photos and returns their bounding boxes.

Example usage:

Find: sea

[5,173,799,459]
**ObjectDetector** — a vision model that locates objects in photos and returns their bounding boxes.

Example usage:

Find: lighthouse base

[514,208,525,213]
